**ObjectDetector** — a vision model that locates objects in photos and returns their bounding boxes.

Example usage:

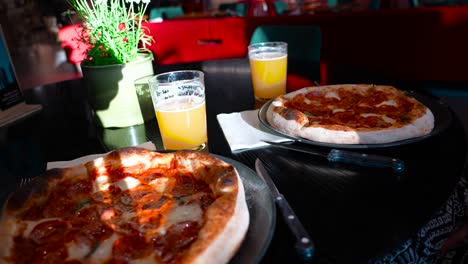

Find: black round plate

[215,155,276,264]
[258,90,452,149]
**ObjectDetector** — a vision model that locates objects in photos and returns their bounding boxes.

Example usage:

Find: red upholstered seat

[286,74,315,92]
[57,24,88,65]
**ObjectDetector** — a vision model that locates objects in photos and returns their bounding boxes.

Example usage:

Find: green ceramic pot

[81,53,154,128]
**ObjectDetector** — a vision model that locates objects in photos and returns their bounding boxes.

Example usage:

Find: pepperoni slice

[140,194,170,210]
[72,206,114,246]
[21,203,46,221]
[29,220,68,245]
[66,179,92,199]
[171,175,195,197]
[43,192,75,218]
[361,116,390,128]
[167,221,199,249]
[113,234,152,260]
[12,235,68,264]
[153,221,199,263]
[191,193,215,210]
[333,111,355,122]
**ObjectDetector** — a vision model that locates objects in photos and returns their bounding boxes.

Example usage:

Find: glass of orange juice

[248,42,288,108]
[148,70,207,151]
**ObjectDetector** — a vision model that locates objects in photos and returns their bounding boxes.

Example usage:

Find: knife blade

[262,140,405,173]
[255,159,315,261]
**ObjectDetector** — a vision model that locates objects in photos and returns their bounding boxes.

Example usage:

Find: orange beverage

[248,42,288,108]
[155,97,207,150]
[249,53,287,99]
[149,70,207,151]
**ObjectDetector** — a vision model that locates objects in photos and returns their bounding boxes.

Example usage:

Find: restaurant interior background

[1,1,468,262]
[1,0,468,149]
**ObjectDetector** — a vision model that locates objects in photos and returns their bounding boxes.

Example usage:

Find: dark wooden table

[1,58,466,264]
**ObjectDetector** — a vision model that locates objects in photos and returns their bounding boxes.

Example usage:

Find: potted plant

[66,0,155,128]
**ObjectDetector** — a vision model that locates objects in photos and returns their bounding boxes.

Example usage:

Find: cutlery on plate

[255,159,315,261]
[262,140,405,173]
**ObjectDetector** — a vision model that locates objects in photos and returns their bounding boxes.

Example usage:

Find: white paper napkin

[217,110,293,153]
[47,141,157,170]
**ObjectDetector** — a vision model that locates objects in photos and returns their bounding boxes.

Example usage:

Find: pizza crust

[266,84,435,144]
[298,109,434,144]
[184,168,249,264]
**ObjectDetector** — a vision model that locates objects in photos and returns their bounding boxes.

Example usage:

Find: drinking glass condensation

[148,71,207,151]
[248,42,288,104]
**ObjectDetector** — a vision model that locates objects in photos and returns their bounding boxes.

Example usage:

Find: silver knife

[262,140,405,173]
[255,159,315,261]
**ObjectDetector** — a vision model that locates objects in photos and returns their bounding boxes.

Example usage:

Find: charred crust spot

[277,107,308,126]
[216,170,238,193]
[278,108,301,121]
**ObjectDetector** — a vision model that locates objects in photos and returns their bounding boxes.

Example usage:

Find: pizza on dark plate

[266,84,434,144]
[0,147,249,264]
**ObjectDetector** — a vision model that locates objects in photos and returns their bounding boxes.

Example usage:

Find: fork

[18,177,34,187]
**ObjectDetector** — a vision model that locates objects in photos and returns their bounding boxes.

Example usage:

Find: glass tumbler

[148,70,207,151]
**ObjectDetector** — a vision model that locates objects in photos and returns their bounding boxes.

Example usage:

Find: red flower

[123,37,128,43]
[118,22,126,31]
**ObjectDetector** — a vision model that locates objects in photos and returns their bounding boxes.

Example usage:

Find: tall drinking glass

[248,42,288,108]
[148,70,207,151]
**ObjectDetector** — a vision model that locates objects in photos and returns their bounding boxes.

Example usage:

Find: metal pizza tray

[258,90,452,149]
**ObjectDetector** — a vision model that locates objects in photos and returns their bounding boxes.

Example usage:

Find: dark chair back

[149,6,184,21]
[219,2,249,16]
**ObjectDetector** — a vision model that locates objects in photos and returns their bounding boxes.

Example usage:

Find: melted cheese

[121,210,138,223]
[115,177,141,191]
[272,100,282,107]
[93,175,110,192]
[93,176,141,193]
[149,177,169,193]
[158,204,202,235]
[66,241,91,260]
[120,155,151,168]
[332,108,345,113]
[89,233,119,261]
[376,99,398,107]
[360,113,396,124]
[325,91,341,100]
[382,116,396,124]
[360,113,380,118]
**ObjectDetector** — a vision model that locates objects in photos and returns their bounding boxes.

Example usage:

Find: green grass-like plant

[66,0,153,66]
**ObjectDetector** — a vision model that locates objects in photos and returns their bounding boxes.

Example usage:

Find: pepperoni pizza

[0,147,249,264]
[266,84,435,144]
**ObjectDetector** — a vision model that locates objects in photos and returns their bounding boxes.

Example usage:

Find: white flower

[125,0,151,3]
